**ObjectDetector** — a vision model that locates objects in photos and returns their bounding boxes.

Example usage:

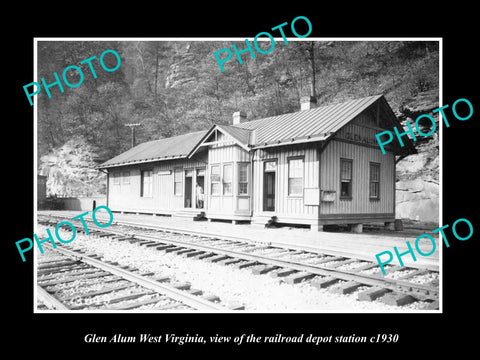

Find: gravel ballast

[36,225,434,312]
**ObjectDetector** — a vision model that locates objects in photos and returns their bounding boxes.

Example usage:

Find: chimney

[300,95,317,111]
[233,111,247,125]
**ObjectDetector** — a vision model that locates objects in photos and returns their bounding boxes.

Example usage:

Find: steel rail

[41,215,438,270]
[47,246,227,311]
[37,285,70,310]
[93,226,439,301]
[38,216,439,301]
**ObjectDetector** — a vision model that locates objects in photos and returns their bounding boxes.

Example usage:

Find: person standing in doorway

[196,182,204,208]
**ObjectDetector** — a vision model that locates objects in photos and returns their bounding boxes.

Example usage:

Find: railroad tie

[97,233,112,238]
[37,264,90,276]
[183,251,207,259]
[138,271,155,276]
[283,271,316,285]
[269,268,298,278]
[175,248,197,255]
[84,253,102,259]
[165,246,184,253]
[188,288,203,296]
[216,258,243,266]
[104,260,119,266]
[202,294,221,302]
[37,259,78,268]
[233,260,259,269]
[225,302,245,310]
[144,242,164,248]
[37,260,81,271]
[195,252,217,260]
[250,264,279,275]
[205,254,230,263]
[330,281,362,295]
[381,293,416,306]
[171,282,191,290]
[120,265,139,272]
[152,275,170,283]
[310,276,340,289]
[357,287,391,302]
[60,284,135,301]
[115,236,135,242]
[38,268,103,282]
[155,244,175,251]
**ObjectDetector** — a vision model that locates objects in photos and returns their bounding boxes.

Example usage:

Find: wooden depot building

[98,95,415,232]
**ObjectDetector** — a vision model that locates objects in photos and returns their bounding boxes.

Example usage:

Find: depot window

[174,168,183,196]
[238,163,249,195]
[122,171,130,184]
[340,158,353,199]
[210,164,221,195]
[369,162,380,200]
[141,170,153,197]
[113,171,120,185]
[288,157,304,196]
[223,163,233,195]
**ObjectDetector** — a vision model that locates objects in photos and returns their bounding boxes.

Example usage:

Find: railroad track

[37,244,236,311]
[38,214,440,310]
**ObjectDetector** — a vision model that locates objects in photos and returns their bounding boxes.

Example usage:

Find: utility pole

[125,123,141,148]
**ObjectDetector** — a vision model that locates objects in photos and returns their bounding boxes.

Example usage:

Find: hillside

[37,40,439,221]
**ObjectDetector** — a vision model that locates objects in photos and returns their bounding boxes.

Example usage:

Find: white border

[33,37,443,314]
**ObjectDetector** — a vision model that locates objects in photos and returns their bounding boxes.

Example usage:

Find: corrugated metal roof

[234,95,383,147]
[216,124,252,146]
[100,94,408,169]
[98,130,207,169]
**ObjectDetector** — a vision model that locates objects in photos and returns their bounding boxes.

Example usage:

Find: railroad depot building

[98,95,415,231]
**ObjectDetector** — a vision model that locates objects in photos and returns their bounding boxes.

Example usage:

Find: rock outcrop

[165,48,197,89]
[395,89,439,224]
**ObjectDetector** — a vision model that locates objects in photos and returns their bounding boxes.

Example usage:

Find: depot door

[263,161,276,211]
[195,168,205,209]
[184,169,193,208]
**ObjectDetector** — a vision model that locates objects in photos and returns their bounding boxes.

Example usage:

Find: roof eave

[96,154,188,170]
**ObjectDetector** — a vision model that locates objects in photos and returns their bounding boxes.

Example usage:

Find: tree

[39,136,106,197]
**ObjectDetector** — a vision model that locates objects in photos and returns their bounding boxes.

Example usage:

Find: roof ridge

[131,129,208,147]
[99,94,392,168]
[232,94,384,130]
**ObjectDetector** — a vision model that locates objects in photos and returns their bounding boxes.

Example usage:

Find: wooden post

[350,223,363,233]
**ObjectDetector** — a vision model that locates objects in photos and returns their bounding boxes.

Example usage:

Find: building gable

[187,124,251,159]
[334,96,416,155]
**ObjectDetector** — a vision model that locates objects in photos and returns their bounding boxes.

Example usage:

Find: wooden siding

[206,144,252,218]
[252,144,319,222]
[107,154,207,213]
[106,108,397,225]
[156,156,207,212]
[319,123,395,218]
